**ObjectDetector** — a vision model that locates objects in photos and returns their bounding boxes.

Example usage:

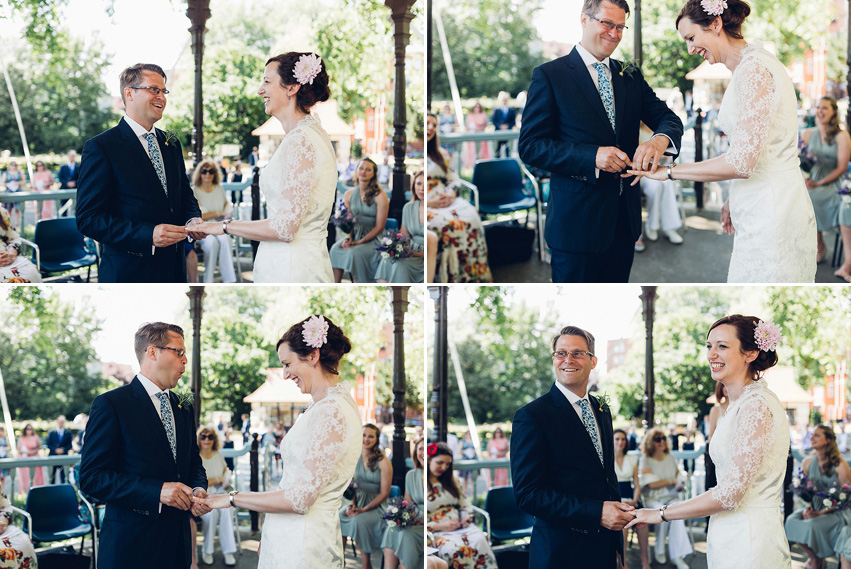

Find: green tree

[0,288,108,421]
[431,0,546,100]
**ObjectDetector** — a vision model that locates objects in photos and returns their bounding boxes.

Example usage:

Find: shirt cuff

[651,133,678,156]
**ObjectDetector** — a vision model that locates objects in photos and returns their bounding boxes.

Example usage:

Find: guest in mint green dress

[785,425,851,569]
[377,170,425,283]
[801,97,851,264]
[340,423,393,568]
[383,437,425,569]
[330,158,389,282]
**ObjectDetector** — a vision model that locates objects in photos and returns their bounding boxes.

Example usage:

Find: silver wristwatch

[229,490,239,507]
[222,218,233,235]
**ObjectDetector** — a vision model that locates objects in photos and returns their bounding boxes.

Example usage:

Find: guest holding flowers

[330,158,389,283]
[340,423,393,569]
[785,424,851,569]
[427,442,497,569]
[382,437,425,569]
[376,170,425,283]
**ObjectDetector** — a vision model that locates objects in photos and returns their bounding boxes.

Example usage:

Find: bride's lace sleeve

[723,57,777,178]
[269,129,318,242]
[281,400,351,514]
[710,393,776,510]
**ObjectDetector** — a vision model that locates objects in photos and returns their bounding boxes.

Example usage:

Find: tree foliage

[0,288,108,421]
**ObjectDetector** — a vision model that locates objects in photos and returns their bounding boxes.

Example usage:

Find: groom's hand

[631,136,669,177]
[189,488,212,516]
[596,147,631,174]
[153,224,188,247]
[600,500,635,531]
[185,217,207,241]
[160,482,193,510]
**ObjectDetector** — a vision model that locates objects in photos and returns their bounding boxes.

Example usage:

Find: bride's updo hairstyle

[675,0,751,40]
[276,315,351,375]
[267,52,331,115]
[707,314,779,379]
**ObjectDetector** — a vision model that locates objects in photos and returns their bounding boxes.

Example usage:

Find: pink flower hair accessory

[754,320,782,352]
[701,0,727,16]
[293,53,322,85]
[302,315,329,349]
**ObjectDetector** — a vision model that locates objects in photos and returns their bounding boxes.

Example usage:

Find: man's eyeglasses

[586,13,628,32]
[199,434,216,440]
[552,350,595,360]
[200,168,216,175]
[130,86,170,96]
[154,345,186,358]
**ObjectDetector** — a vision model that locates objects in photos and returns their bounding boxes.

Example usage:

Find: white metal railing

[439,131,520,174]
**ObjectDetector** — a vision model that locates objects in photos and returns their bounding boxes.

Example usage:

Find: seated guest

[786,425,851,569]
[426,112,492,283]
[639,427,692,569]
[0,208,41,283]
[191,159,237,283]
[634,177,683,252]
[330,158,389,283]
[376,170,425,283]
[196,426,236,566]
[383,437,425,569]
[341,424,393,569]
[614,429,650,569]
[0,493,36,569]
[427,442,497,569]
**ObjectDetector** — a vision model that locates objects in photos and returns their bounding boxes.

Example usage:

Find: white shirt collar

[137,373,169,397]
[575,42,610,69]
[124,115,156,137]
[554,380,591,407]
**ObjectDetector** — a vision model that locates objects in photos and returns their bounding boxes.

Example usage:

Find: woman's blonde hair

[411,170,424,202]
[641,427,669,457]
[191,159,222,187]
[815,425,842,476]
[363,423,385,471]
[197,425,220,452]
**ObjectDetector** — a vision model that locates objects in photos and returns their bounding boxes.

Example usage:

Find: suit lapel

[117,120,169,203]
[610,59,626,142]
[567,48,614,137]
[155,128,177,208]
[130,376,177,464]
[548,384,605,472]
[589,394,610,469]
[170,391,183,468]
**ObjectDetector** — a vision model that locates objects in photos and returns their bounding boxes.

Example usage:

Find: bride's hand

[624,507,663,529]
[192,493,230,509]
[720,199,735,235]
[192,221,224,236]
[623,167,666,185]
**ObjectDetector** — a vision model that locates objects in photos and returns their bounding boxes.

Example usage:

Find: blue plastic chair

[385,218,399,231]
[25,484,96,567]
[471,158,545,260]
[30,217,99,281]
[483,486,534,544]
[389,485,401,498]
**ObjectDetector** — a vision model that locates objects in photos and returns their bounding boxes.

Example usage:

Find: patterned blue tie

[157,392,177,461]
[578,398,604,466]
[593,62,623,195]
[145,132,168,196]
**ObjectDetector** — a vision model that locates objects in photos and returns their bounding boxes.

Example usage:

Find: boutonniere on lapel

[172,390,194,410]
[618,59,640,78]
[594,392,612,414]
[163,130,179,148]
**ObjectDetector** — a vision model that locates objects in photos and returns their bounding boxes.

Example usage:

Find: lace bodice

[718,43,800,178]
[709,381,790,510]
[260,115,337,242]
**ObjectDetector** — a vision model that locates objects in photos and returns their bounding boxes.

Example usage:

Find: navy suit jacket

[519,48,683,254]
[80,377,207,569]
[58,163,78,189]
[75,119,201,282]
[492,106,517,131]
[511,383,622,569]
[47,429,72,455]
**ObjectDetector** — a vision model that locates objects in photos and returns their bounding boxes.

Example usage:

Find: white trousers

[200,507,237,555]
[199,234,237,283]
[642,178,682,232]
[646,497,693,560]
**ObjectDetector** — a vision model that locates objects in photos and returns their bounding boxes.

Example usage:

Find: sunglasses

[199,434,216,440]
[653,436,666,442]
[200,168,216,175]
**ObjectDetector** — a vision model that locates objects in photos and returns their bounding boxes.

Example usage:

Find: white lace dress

[258,383,362,568]
[718,43,817,282]
[707,381,791,569]
[253,115,337,283]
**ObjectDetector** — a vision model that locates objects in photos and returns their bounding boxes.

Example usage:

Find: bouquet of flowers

[790,468,851,511]
[333,199,357,234]
[798,138,817,173]
[839,175,851,203]
[381,496,419,529]
[375,229,411,260]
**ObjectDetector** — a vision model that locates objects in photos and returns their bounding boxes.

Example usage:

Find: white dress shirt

[554,380,602,446]
[123,115,163,161]
[137,373,176,437]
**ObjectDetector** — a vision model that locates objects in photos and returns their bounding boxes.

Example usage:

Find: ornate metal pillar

[640,286,657,428]
[429,286,448,442]
[426,0,432,108]
[187,0,211,167]
[187,285,206,429]
[385,0,416,221]
[633,0,642,67]
[390,286,410,489]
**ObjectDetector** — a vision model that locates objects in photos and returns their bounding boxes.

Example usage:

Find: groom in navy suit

[80,322,209,569]
[76,63,204,283]
[519,0,683,282]
[511,325,633,569]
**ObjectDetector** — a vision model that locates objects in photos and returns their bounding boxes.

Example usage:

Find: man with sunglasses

[80,322,209,569]
[511,325,633,569]
[518,0,683,283]
[76,63,204,282]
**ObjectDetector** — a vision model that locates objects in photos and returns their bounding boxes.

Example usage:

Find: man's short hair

[119,63,167,105]
[134,322,184,363]
[552,325,596,355]
[582,0,630,16]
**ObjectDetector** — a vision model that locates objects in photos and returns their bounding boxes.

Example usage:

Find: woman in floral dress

[0,493,36,569]
[427,113,492,283]
[427,442,497,569]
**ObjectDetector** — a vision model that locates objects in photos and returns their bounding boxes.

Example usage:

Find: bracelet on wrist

[660,503,670,522]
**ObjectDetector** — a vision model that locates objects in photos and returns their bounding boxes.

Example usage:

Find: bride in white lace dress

[627,314,791,568]
[628,0,816,282]
[195,315,362,568]
[194,52,337,283]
